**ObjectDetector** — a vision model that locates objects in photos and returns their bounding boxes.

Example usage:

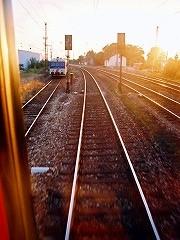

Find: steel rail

[97,70,180,119]
[22,80,52,108]
[125,72,180,92]
[122,83,180,119]
[104,67,180,88]
[84,69,161,240]
[152,77,180,87]
[123,77,180,104]
[98,69,179,104]
[65,70,87,240]
[137,73,180,88]
[25,81,60,137]
[97,67,179,88]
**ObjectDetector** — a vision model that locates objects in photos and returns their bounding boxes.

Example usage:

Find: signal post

[65,35,72,93]
[117,33,125,93]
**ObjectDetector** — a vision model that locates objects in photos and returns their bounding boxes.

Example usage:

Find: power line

[92,0,99,24]
[16,28,32,38]
[15,25,44,52]
[153,0,169,11]
[37,0,47,21]
[29,44,44,51]
[16,37,44,52]
[24,0,45,23]
[16,25,43,38]
[17,0,44,31]
[158,8,180,25]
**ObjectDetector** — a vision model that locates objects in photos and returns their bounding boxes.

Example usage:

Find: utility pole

[155,26,159,47]
[47,44,52,60]
[50,45,52,60]
[44,22,48,71]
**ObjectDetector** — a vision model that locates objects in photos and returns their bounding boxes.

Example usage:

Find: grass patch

[21,68,44,75]
[21,80,45,103]
[121,94,154,132]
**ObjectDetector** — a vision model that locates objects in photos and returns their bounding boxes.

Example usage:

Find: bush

[28,58,46,69]
[163,57,180,79]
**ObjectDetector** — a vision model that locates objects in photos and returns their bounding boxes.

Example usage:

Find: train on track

[49,57,67,77]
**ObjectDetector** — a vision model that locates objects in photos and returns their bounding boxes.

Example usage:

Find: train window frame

[50,61,65,68]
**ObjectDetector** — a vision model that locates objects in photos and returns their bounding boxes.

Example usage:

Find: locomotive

[49,57,67,77]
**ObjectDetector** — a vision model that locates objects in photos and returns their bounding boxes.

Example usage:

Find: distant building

[81,56,94,66]
[18,50,41,69]
[104,54,126,67]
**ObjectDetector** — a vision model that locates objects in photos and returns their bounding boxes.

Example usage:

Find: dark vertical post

[66,74,70,93]
[118,54,122,92]
[65,35,72,93]
[70,72,74,85]
[155,26,159,47]
[66,50,70,93]
[44,22,48,71]
[117,33,125,93]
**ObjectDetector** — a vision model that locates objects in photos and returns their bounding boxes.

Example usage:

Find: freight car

[49,57,67,77]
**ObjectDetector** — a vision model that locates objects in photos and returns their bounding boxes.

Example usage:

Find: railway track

[62,69,160,239]
[124,72,180,92]
[122,72,180,103]
[95,68,180,121]
[99,67,180,92]
[22,80,60,136]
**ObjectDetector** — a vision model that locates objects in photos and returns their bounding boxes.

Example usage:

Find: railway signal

[117,33,125,92]
[65,35,72,50]
[117,32,125,55]
[65,35,72,93]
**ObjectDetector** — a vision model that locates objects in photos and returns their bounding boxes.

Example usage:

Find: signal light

[65,35,72,50]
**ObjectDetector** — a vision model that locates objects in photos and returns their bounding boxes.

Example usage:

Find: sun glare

[157,14,180,57]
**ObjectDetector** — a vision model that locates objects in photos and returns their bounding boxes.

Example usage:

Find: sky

[11,0,180,59]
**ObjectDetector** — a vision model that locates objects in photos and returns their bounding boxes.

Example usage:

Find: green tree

[39,60,45,68]
[125,44,145,66]
[94,51,104,65]
[86,50,96,58]
[102,43,118,60]
[163,55,180,78]
[28,58,38,68]
[75,55,84,64]
[102,43,144,66]
[145,47,166,72]
[76,43,145,67]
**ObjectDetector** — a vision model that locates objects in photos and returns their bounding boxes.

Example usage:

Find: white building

[104,54,126,67]
[18,50,41,69]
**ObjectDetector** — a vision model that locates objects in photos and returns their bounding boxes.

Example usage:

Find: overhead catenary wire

[152,0,170,12]
[91,0,99,25]
[15,24,43,38]
[37,0,47,21]
[17,0,44,31]
[15,25,44,52]
[83,0,100,54]
[24,0,46,24]
[16,0,48,54]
